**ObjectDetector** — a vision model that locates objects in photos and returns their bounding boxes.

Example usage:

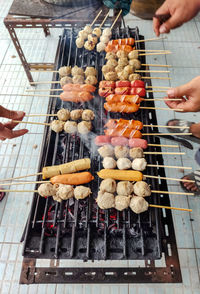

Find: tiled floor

[0,1,200,293]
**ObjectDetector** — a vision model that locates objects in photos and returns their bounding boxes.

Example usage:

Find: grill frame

[20,26,181,283]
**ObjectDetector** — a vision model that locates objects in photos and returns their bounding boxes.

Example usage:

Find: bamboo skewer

[146,86,170,89]
[144,152,185,155]
[143,133,192,136]
[149,204,192,212]
[144,174,194,183]
[13,120,50,126]
[142,64,171,68]
[151,190,194,196]
[147,164,192,170]
[136,70,170,73]
[135,37,166,43]
[148,144,178,148]
[138,49,170,52]
[147,90,167,93]
[99,11,109,28]
[26,88,168,93]
[110,10,122,30]
[0,173,42,182]
[141,77,171,80]
[140,106,182,111]
[139,52,171,56]
[143,124,189,129]
[90,9,103,27]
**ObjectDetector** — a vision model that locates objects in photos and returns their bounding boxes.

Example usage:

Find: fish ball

[100,178,116,193]
[102,157,117,169]
[133,181,151,197]
[116,181,134,196]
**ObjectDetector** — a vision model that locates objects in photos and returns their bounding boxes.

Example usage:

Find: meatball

[129,147,144,159]
[117,158,132,170]
[100,178,116,193]
[93,27,101,37]
[84,25,92,34]
[105,52,117,60]
[71,66,84,76]
[82,109,95,121]
[116,181,133,196]
[124,65,134,75]
[51,120,65,133]
[100,35,110,44]
[70,109,83,121]
[129,196,148,214]
[38,183,56,197]
[85,75,98,85]
[96,191,115,209]
[84,67,97,77]
[128,50,139,59]
[104,71,118,81]
[57,108,70,121]
[74,186,91,199]
[118,57,129,67]
[102,64,115,74]
[129,59,141,69]
[129,73,141,82]
[84,40,96,51]
[78,30,88,40]
[114,146,129,159]
[102,28,112,37]
[115,195,131,211]
[115,65,125,73]
[132,158,147,171]
[64,121,77,133]
[133,181,151,197]
[56,184,74,200]
[72,75,84,84]
[58,66,71,77]
[77,121,92,134]
[60,76,73,87]
[96,42,106,52]
[76,37,84,48]
[117,71,129,81]
[106,59,118,67]
[102,157,117,169]
[116,50,128,59]
[88,34,98,44]
[98,145,114,158]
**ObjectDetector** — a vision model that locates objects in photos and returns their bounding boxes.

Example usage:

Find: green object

[103,0,131,15]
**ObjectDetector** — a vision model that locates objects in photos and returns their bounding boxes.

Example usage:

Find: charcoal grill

[20,26,182,284]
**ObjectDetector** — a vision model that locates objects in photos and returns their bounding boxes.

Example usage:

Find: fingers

[0,105,25,120]
[159,11,182,34]
[153,1,170,36]
[153,17,161,37]
[0,122,28,140]
[167,83,191,98]
[164,96,196,112]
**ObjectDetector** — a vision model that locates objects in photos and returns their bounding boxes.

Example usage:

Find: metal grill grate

[20,26,181,283]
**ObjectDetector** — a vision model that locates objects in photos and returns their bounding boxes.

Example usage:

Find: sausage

[104,128,142,139]
[62,84,96,92]
[111,137,129,146]
[99,81,115,89]
[105,119,143,130]
[106,94,141,104]
[128,138,148,149]
[60,91,93,102]
[50,172,94,185]
[108,38,135,46]
[116,81,131,87]
[130,88,146,97]
[94,135,111,146]
[105,44,133,53]
[114,87,130,95]
[98,87,115,97]
[131,80,145,88]
[104,102,140,113]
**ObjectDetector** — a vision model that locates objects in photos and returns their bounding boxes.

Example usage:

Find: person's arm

[153,0,200,36]
[0,106,28,140]
[164,76,200,112]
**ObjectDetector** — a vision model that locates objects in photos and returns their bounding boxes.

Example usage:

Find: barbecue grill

[20,26,182,284]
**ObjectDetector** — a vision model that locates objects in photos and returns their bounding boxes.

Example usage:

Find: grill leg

[4,23,34,84]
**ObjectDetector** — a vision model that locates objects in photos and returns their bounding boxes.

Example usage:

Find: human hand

[153,0,200,36]
[0,106,28,140]
[164,76,200,112]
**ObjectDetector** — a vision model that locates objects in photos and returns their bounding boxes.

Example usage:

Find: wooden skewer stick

[26,88,168,93]
[90,9,103,27]
[143,133,191,136]
[110,9,122,30]
[0,181,50,186]
[136,70,170,73]
[30,81,60,85]
[140,106,183,111]
[146,86,170,89]
[13,120,50,126]
[25,114,57,117]
[151,190,194,196]
[137,49,170,52]
[143,151,185,155]
[142,64,171,67]
[147,164,192,170]
[141,77,171,80]
[139,52,171,56]
[144,174,194,183]
[135,36,166,43]
[143,124,189,129]
[148,144,178,148]
[99,11,109,29]
[149,204,192,212]
[0,190,38,193]
[147,90,167,93]
[0,173,42,182]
